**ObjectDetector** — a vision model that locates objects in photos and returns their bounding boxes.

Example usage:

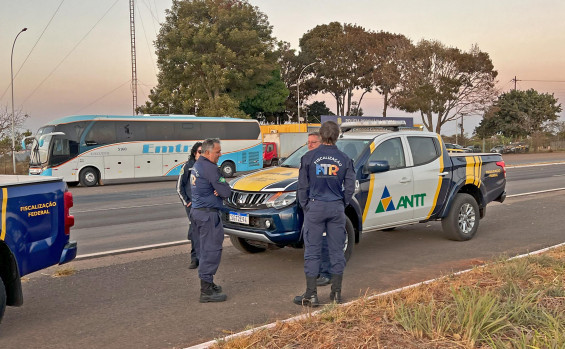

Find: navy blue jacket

[190,157,231,209]
[298,144,356,209]
[177,158,195,206]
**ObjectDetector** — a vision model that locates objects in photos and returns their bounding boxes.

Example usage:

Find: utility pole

[129,0,138,115]
[512,76,521,91]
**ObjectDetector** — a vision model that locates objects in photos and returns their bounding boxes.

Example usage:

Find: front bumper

[59,241,78,264]
[220,205,303,245]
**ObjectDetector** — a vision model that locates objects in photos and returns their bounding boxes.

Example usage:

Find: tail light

[496,161,506,178]
[64,191,75,235]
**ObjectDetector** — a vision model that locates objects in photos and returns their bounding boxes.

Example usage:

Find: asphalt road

[0,152,563,348]
[68,153,565,256]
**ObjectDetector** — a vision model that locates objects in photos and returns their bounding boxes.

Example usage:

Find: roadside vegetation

[212,246,565,348]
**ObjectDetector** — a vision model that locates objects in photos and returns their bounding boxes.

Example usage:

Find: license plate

[229,212,249,225]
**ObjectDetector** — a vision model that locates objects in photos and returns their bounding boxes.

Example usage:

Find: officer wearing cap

[294,121,355,306]
[190,138,231,303]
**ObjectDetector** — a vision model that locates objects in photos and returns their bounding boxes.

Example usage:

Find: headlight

[265,191,296,209]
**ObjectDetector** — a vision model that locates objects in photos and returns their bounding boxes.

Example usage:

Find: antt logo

[316,163,340,176]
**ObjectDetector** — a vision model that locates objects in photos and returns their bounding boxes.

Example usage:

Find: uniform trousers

[190,209,224,283]
[184,206,200,261]
[303,200,346,277]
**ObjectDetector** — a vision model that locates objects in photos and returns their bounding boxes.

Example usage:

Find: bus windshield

[280,139,370,168]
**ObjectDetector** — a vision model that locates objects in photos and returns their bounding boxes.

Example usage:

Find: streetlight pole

[297,62,317,127]
[11,27,27,174]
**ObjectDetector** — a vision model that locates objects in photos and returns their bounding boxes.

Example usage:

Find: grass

[211,246,565,348]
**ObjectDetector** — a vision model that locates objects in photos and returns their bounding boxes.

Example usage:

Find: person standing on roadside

[294,121,355,306]
[305,132,331,287]
[190,138,231,303]
[177,142,203,269]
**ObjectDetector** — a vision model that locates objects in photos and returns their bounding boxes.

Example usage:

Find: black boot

[189,259,199,269]
[199,280,227,303]
[329,274,343,304]
[293,275,319,307]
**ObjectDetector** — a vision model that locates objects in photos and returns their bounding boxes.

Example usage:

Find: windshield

[280,139,371,168]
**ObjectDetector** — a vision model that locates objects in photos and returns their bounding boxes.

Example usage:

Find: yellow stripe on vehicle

[369,141,376,153]
[362,174,375,223]
[465,156,475,185]
[426,135,445,219]
[1,188,7,241]
[232,167,299,192]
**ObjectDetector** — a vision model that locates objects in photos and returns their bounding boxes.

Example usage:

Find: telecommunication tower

[129,0,138,115]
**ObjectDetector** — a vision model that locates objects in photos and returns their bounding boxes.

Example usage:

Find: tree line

[138,0,561,136]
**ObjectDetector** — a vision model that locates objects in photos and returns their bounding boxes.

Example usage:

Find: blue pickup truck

[221,124,506,259]
[0,175,77,323]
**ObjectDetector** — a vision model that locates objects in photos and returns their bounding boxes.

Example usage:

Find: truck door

[361,136,414,230]
[407,135,448,220]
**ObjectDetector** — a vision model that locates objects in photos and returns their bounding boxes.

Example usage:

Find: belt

[194,207,218,212]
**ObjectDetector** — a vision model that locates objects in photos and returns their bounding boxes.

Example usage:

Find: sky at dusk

[1,0,564,135]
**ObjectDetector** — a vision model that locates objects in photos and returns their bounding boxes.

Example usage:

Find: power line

[20,0,121,106]
[74,79,131,114]
[0,0,65,101]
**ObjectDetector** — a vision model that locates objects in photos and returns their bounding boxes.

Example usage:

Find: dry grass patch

[212,246,565,348]
[52,267,76,278]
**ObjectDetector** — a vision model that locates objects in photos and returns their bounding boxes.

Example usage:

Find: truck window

[407,136,439,166]
[368,138,405,170]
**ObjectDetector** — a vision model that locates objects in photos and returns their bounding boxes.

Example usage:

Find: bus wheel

[220,161,235,178]
[79,167,99,187]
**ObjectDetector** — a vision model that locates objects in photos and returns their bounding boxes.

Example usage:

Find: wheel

[344,216,355,261]
[79,167,99,187]
[229,235,267,253]
[220,162,235,178]
[442,193,480,241]
[0,279,6,324]
[271,159,278,167]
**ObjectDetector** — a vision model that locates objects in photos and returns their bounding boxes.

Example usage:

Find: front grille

[226,190,275,209]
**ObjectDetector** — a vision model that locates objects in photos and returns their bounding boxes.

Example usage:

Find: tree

[138,0,277,117]
[239,69,289,120]
[369,32,413,117]
[391,41,498,133]
[0,105,29,155]
[299,22,374,116]
[305,101,333,123]
[475,89,562,138]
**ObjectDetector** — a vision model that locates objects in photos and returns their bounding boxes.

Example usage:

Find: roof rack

[339,120,407,134]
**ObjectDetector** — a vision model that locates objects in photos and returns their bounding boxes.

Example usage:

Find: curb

[186,241,565,349]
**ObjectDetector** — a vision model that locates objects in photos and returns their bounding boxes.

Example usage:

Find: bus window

[55,122,89,142]
[116,121,146,142]
[146,122,175,141]
[85,121,117,145]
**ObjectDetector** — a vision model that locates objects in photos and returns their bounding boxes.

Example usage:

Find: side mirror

[364,160,389,174]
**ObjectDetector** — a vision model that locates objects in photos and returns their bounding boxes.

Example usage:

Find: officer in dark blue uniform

[176,142,202,269]
[295,121,355,306]
[190,138,232,303]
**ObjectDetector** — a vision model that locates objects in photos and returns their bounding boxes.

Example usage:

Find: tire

[0,279,6,324]
[229,235,267,253]
[271,159,278,167]
[442,193,480,241]
[344,217,355,261]
[79,167,99,187]
[220,162,235,178]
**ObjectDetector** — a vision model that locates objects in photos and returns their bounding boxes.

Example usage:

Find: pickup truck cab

[0,175,76,323]
[221,122,506,258]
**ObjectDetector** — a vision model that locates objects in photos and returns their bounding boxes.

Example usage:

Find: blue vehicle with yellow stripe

[221,122,506,259]
[0,176,76,323]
